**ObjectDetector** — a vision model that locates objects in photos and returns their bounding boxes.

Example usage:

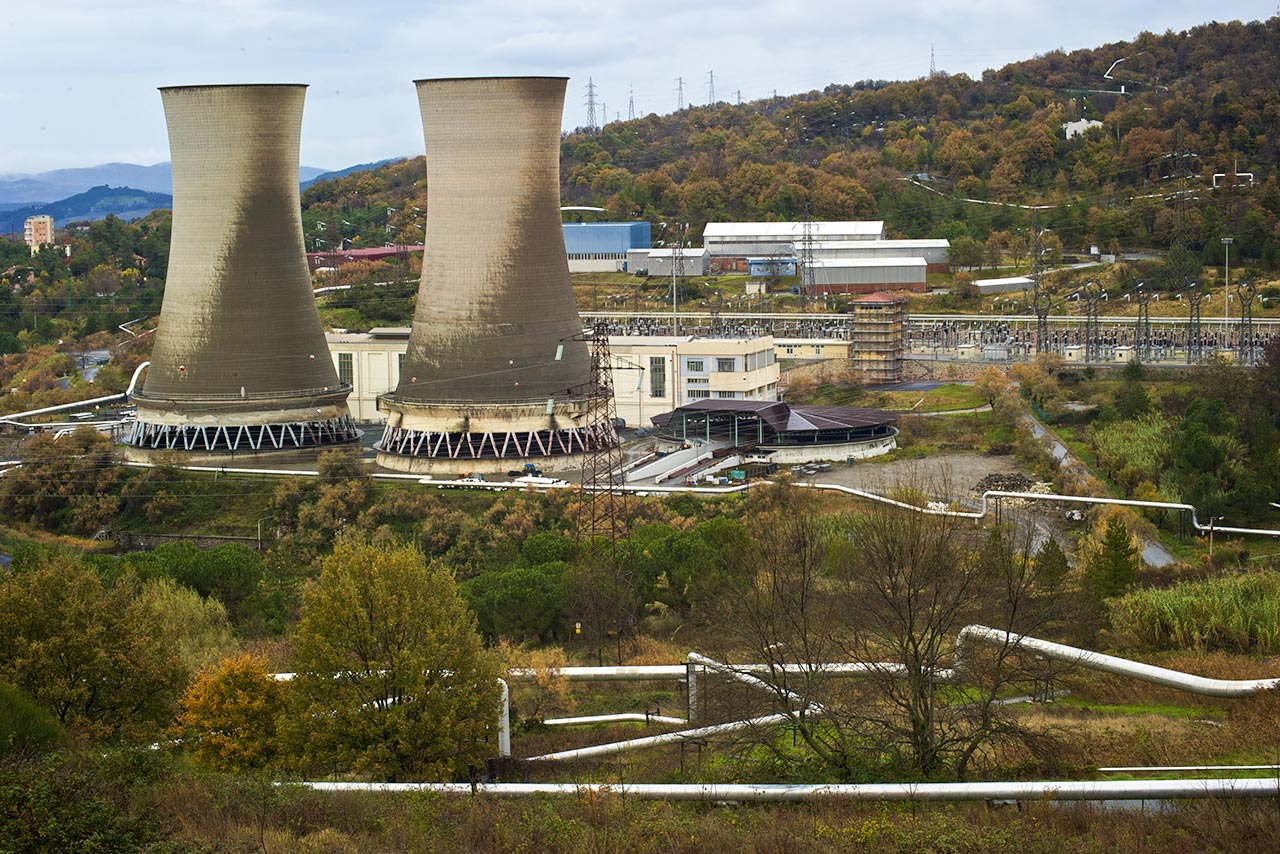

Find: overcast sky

[3,1,1274,175]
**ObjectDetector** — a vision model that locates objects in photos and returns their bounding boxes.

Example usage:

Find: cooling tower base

[374,398,617,474]
[124,416,359,453]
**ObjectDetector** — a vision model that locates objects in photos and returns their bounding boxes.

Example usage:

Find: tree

[1086,517,1140,597]
[712,484,1062,780]
[175,654,285,771]
[972,366,1013,407]
[0,556,186,740]
[287,538,500,780]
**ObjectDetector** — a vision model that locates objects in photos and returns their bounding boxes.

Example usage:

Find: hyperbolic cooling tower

[376,77,612,473]
[126,84,357,454]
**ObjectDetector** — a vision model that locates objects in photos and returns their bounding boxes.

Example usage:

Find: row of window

[684,357,739,373]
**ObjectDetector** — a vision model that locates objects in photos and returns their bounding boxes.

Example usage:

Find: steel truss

[127,415,359,452]
[377,421,615,460]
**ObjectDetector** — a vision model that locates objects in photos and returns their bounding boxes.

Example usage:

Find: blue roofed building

[562,221,651,272]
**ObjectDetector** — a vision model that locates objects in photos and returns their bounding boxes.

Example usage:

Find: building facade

[23,215,54,255]
[808,257,927,294]
[563,221,650,272]
[608,335,779,427]
[704,221,885,260]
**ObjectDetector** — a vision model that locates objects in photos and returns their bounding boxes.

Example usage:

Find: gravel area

[814,452,1032,500]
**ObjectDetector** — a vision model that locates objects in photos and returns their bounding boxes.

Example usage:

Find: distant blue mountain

[0,185,173,234]
[302,158,407,189]
[0,162,330,206]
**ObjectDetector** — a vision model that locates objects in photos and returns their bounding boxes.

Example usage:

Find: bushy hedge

[1110,571,1280,654]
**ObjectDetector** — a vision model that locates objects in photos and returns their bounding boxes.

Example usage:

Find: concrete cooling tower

[125,84,357,455]
[375,77,613,474]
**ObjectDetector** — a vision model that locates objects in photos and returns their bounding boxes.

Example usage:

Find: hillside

[297,17,1279,272]
[0,161,331,206]
[0,185,173,234]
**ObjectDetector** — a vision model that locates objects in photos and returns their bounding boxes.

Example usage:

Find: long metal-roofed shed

[651,399,898,449]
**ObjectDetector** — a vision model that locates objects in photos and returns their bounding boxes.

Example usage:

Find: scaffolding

[848,292,908,384]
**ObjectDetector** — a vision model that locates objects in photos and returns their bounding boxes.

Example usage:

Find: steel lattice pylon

[575,324,635,657]
[580,324,628,552]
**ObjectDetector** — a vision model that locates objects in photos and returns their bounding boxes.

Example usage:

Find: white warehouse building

[704,221,885,259]
[626,247,711,277]
[810,238,950,270]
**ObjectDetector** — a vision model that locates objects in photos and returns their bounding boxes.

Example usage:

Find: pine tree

[1087,518,1139,597]
[1034,536,1071,592]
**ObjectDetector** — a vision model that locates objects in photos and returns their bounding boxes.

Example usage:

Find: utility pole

[1030,209,1050,354]
[627,85,635,121]
[601,101,607,129]
[1136,282,1153,361]
[1237,279,1258,364]
[1082,283,1102,364]
[585,77,599,134]
[675,76,684,111]
[706,70,715,104]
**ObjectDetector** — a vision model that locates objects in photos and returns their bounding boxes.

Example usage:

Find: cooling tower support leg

[377,422,617,461]
[126,415,360,452]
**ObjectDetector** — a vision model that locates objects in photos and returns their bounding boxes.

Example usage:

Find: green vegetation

[1111,572,1280,654]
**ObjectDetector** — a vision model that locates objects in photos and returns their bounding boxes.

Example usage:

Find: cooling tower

[125,84,357,455]
[376,77,612,473]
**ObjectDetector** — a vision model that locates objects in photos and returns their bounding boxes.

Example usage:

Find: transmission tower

[670,223,686,334]
[1186,284,1205,363]
[798,205,816,313]
[576,324,633,659]
[734,89,742,106]
[1135,282,1153,361]
[1082,284,1102,364]
[675,76,684,110]
[585,77,599,134]
[1029,210,1051,354]
[1237,279,1258,364]
[707,70,715,104]
[930,44,937,77]
[710,288,724,336]
[627,85,635,120]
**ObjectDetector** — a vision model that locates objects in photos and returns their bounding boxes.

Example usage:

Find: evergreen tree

[1034,536,1071,592]
[1087,518,1140,597]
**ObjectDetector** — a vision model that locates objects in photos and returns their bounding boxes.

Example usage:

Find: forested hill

[299,17,1279,268]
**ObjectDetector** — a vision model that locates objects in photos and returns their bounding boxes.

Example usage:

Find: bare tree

[709,483,1065,780]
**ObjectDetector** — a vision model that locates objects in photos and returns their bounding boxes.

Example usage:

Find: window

[337,352,354,386]
[715,391,738,399]
[687,377,708,385]
[814,346,824,356]
[687,390,711,399]
[649,356,666,398]
[685,359,705,373]
[715,357,735,372]
[785,346,795,357]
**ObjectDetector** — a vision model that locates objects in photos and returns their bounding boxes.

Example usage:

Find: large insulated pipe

[301,778,1280,802]
[376,77,607,473]
[127,84,356,454]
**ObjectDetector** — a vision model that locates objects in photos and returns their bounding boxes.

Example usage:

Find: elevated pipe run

[956,626,1280,698]
[300,778,1280,802]
[527,714,791,762]
[543,713,687,726]
[0,361,149,426]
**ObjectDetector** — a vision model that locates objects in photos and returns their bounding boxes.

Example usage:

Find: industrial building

[23,215,54,255]
[848,292,908,384]
[376,77,610,474]
[625,247,711,277]
[808,257,927,294]
[704,221,885,261]
[651,400,899,464]
[811,239,950,271]
[608,335,779,427]
[975,275,1035,295]
[326,330,780,429]
[126,84,357,455]
[563,221,650,272]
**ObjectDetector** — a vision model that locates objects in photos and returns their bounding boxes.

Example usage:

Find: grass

[864,383,985,413]
[1052,697,1227,720]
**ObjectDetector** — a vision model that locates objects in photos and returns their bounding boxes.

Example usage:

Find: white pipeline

[526,714,790,762]
[300,778,1280,802]
[543,713,687,726]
